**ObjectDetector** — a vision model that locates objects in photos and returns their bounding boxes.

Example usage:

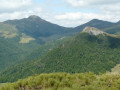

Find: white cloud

[0,7,42,21]
[50,0,120,27]
[0,0,33,12]
[55,12,110,21]
[0,0,120,27]
[54,12,120,27]
[64,0,120,7]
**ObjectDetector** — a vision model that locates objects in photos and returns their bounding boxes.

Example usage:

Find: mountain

[4,15,72,40]
[1,72,120,90]
[93,20,120,35]
[4,16,119,40]
[117,20,120,24]
[103,24,120,34]
[3,15,120,40]
[1,27,120,83]
[0,31,70,72]
[0,16,73,72]
[73,19,115,33]
[1,15,120,83]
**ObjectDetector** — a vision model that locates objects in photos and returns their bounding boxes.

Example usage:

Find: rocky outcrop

[82,26,104,35]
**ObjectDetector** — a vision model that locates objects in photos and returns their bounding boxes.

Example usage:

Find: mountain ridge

[1,15,120,83]
[1,27,120,82]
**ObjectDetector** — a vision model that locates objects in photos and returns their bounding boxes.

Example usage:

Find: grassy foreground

[0,72,120,90]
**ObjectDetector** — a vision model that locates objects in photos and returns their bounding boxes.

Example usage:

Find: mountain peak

[117,20,120,24]
[90,19,100,21]
[89,19,102,23]
[82,26,104,35]
[28,15,41,20]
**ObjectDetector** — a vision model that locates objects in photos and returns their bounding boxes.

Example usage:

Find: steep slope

[0,38,26,71]
[1,16,70,72]
[0,15,73,75]
[0,22,43,72]
[1,27,120,83]
[4,15,72,40]
[22,37,70,62]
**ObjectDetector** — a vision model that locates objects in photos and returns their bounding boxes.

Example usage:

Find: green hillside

[1,27,120,83]
[0,15,73,75]
[0,38,26,71]
[4,15,72,40]
[21,37,70,62]
[103,24,120,35]
[0,20,65,72]
[0,35,69,72]
[1,72,120,90]
[0,23,42,72]
[0,23,18,38]
[0,37,70,82]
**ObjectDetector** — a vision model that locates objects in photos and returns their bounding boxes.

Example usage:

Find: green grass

[19,33,35,43]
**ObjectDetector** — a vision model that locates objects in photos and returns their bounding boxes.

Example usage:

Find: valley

[0,15,120,89]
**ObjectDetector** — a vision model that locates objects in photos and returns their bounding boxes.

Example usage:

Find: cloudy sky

[0,0,120,27]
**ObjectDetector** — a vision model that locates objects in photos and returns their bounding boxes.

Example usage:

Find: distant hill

[73,19,116,33]
[1,27,120,83]
[103,24,120,34]
[117,20,120,24]
[4,16,120,39]
[4,15,72,39]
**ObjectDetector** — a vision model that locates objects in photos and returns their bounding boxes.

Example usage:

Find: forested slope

[1,27,120,83]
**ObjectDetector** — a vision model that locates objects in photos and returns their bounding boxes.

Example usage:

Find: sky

[0,0,120,27]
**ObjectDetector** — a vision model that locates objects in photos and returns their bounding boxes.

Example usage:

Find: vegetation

[19,33,35,43]
[104,24,120,35]
[4,15,72,39]
[0,17,71,73]
[1,72,120,90]
[20,36,70,62]
[1,32,120,83]
[4,15,120,40]
[1,16,120,88]
[110,64,120,74]
[0,37,26,71]
[0,36,69,71]
[0,23,18,38]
